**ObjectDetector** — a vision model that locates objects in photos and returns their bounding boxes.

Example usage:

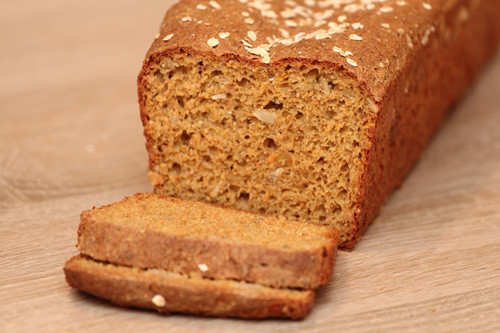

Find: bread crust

[138,0,500,248]
[351,0,500,244]
[64,255,315,320]
[77,193,338,289]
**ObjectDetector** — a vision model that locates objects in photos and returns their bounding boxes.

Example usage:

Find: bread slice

[138,0,500,248]
[77,193,338,289]
[64,255,315,320]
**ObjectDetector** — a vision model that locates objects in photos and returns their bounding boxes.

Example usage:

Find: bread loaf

[77,193,338,289]
[64,255,315,320]
[138,0,500,248]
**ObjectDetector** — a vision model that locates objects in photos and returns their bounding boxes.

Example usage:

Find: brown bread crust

[77,193,338,289]
[64,255,315,320]
[350,0,500,248]
[138,0,500,248]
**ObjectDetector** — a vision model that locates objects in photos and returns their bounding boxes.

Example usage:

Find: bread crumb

[209,0,221,9]
[280,8,295,19]
[314,20,326,28]
[211,93,227,100]
[244,46,270,63]
[207,37,219,47]
[152,294,166,307]
[379,7,394,13]
[247,31,257,41]
[349,34,363,41]
[351,22,364,29]
[198,264,209,272]
[333,46,353,58]
[253,110,277,124]
[270,168,283,179]
[263,10,278,19]
[279,28,290,38]
[421,29,431,45]
[346,58,358,67]
[241,39,253,47]
[406,35,414,48]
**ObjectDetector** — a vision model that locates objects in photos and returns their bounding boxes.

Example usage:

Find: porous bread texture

[64,254,315,320]
[142,55,375,246]
[139,0,500,248]
[77,193,338,289]
[81,193,337,249]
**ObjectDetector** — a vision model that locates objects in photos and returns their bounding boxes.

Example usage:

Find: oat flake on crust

[168,0,443,67]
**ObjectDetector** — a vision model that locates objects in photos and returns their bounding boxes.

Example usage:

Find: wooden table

[1,1,499,332]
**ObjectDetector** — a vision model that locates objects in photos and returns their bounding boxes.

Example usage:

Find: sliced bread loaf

[77,193,338,289]
[64,254,315,320]
[138,0,500,248]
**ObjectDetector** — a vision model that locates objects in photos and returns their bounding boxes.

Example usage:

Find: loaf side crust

[78,193,338,289]
[350,0,500,246]
[64,254,315,320]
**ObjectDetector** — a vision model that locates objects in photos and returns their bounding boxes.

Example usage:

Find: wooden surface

[1,1,499,332]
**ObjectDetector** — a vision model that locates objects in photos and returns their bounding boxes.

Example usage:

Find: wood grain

[1,1,499,332]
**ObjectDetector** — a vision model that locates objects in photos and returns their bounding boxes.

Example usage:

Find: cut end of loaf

[139,51,378,247]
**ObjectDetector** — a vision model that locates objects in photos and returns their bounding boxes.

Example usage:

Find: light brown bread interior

[143,55,376,245]
[81,193,338,250]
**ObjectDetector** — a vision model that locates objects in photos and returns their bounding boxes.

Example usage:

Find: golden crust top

[144,0,475,100]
